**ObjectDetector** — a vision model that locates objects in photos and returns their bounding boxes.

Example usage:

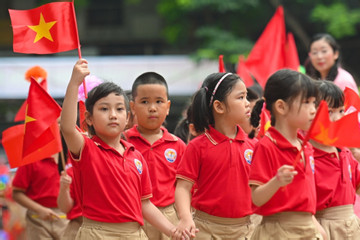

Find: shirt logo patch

[244,149,253,164]
[349,164,352,181]
[309,156,315,174]
[134,159,143,174]
[164,148,177,163]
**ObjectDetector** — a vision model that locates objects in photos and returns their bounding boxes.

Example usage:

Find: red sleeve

[139,155,152,200]
[249,141,276,186]
[12,165,31,191]
[176,142,200,184]
[351,158,360,190]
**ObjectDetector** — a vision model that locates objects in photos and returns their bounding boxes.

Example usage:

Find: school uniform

[177,125,254,239]
[12,158,68,240]
[70,135,152,240]
[61,166,83,240]
[314,147,360,239]
[125,125,186,240]
[249,127,322,240]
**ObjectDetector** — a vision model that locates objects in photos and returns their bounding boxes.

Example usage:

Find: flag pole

[60,149,67,176]
[71,1,87,98]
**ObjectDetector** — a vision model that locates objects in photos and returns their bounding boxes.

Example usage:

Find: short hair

[132,72,169,99]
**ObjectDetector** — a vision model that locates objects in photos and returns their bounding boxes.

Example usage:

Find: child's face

[286,95,317,131]
[87,93,127,139]
[309,39,339,77]
[131,84,170,132]
[328,106,345,122]
[222,80,250,126]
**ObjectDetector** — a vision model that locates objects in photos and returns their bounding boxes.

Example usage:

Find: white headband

[209,73,232,107]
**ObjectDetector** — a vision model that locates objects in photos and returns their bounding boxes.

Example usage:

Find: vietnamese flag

[236,55,254,87]
[257,103,271,139]
[344,87,360,112]
[9,2,78,54]
[308,101,360,148]
[23,78,62,157]
[2,122,62,168]
[14,78,48,122]
[284,32,300,70]
[218,55,226,73]
[245,6,286,87]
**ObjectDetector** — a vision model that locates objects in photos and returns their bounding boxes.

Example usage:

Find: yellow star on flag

[24,105,36,125]
[314,123,338,145]
[28,13,57,43]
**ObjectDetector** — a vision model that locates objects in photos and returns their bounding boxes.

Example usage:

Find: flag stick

[71,1,87,98]
[60,149,67,176]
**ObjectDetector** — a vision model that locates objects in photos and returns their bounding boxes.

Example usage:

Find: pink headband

[209,73,232,107]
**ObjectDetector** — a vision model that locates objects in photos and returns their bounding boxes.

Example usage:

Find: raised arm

[60,59,90,156]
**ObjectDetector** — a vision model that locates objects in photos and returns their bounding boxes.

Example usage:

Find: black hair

[192,73,242,132]
[132,72,169,99]
[305,33,340,81]
[247,87,260,102]
[315,80,344,108]
[251,69,318,127]
[85,82,128,136]
[174,103,194,144]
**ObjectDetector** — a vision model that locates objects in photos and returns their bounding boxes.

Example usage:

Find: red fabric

[125,126,186,207]
[2,122,61,168]
[284,32,300,70]
[236,55,253,87]
[78,100,86,131]
[249,127,317,216]
[314,147,359,211]
[69,135,152,224]
[65,166,82,220]
[257,103,271,139]
[9,2,78,54]
[344,87,360,112]
[308,101,360,148]
[244,6,286,87]
[12,158,60,208]
[23,78,61,157]
[177,125,254,218]
[14,79,47,122]
[218,55,226,73]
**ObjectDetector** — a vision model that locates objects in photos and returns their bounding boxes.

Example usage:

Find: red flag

[257,103,271,138]
[284,32,300,70]
[308,101,360,148]
[245,6,286,87]
[14,79,47,122]
[23,78,61,157]
[79,100,87,131]
[2,122,62,168]
[9,2,78,54]
[344,87,360,112]
[236,55,254,87]
[218,55,226,73]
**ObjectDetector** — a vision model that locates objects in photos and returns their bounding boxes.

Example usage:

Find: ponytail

[192,87,211,133]
[248,99,264,139]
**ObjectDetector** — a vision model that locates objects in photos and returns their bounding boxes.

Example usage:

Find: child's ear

[129,101,135,116]
[212,100,225,114]
[84,111,92,126]
[274,99,287,115]
[166,100,171,115]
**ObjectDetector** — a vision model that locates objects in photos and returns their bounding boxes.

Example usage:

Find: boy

[125,72,186,240]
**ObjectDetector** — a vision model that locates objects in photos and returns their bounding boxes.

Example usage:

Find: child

[60,59,189,240]
[57,164,82,240]
[249,69,324,239]
[174,72,255,239]
[12,153,68,239]
[124,72,186,240]
[310,80,360,239]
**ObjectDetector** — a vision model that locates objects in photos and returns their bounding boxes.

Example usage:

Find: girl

[174,72,255,239]
[60,59,189,240]
[305,33,358,94]
[249,69,325,239]
[311,80,360,239]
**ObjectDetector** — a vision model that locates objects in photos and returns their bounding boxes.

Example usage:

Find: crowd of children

[4,32,360,240]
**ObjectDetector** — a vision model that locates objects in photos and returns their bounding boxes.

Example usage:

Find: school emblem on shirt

[244,149,253,164]
[164,148,177,163]
[349,164,352,181]
[309,156,315,174]
[134,159,143,174]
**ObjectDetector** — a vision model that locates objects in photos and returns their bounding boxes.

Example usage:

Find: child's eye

[117,107,124,111]
[156,100,164,104]
[100,107,108,111]
[141,100,148,104]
